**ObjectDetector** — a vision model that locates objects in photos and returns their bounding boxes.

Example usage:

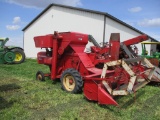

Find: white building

[22,3,157,58]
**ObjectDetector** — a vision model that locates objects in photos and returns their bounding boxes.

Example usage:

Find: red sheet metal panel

[70,45,94,68]
[34,34,53,48]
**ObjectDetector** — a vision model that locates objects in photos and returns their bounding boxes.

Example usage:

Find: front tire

[60,68,83,93]
[36,71,45,81]
[4,51,15,63]
[12,48,25,64]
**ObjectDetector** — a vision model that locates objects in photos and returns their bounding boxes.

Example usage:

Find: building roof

[22,3,157,41]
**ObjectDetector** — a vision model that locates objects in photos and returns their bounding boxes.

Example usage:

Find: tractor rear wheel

[36,71,45,81]
[60,68,83,93]
[12,48,25,64]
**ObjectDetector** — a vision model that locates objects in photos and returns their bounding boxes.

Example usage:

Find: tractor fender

[8,47,24,51]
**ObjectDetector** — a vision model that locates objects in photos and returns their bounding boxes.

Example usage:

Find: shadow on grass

[0,83,21,110]
[120,90,145,109]
[0,96,14,110]
[0,83,21,92]
[98,90,145,111]
[80,92,140,113]
[148,81,160,87]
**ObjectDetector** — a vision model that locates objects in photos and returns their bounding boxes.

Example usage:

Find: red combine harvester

[34,31,157,106]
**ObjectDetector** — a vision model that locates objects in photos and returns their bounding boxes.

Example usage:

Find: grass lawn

[0,59,160,120]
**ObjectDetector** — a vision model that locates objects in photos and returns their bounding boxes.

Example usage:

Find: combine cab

[0,38,25,64]
[33,31,158,106]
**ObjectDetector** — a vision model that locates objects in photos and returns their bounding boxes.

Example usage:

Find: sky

[0,0,160,48]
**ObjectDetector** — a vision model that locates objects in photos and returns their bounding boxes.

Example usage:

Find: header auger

[34,31,157,106]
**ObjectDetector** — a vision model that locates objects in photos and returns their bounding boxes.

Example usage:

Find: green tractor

[0,38,25,64]
[141,41,160,67]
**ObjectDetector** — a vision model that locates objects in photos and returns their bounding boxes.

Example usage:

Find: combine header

[34,31,156,106]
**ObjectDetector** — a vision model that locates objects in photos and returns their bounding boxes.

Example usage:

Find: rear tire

[12,48,25,64]
[60,68,83,93]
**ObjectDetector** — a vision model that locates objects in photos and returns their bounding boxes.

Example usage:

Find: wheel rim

[15,52,22,62]
[4,51,15,63]
[63,74,75,91]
